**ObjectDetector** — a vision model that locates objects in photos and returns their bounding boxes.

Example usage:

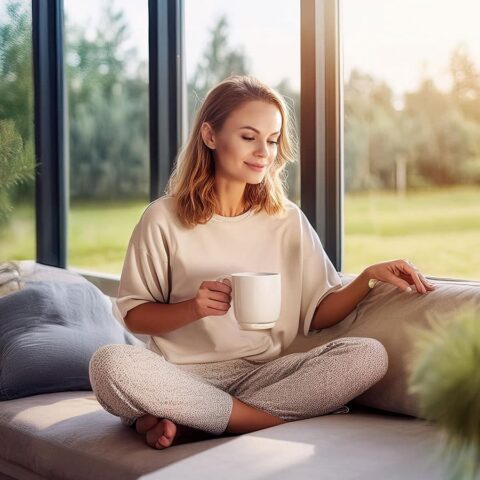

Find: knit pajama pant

[88,337,388,435]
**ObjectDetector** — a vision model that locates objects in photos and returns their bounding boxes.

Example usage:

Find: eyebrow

[239,126,281,136]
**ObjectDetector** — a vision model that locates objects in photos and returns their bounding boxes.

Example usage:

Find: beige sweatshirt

[116,196,342,365]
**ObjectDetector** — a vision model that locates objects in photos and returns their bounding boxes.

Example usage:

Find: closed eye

[242,136,278,145]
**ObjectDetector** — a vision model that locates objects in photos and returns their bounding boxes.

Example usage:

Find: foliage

[65,2,149,200]
[0,119,35,225]
[0,0,35,207]
[186,16,249,129]
[0,0,33,140]
[344,57,480,193]
[407,307,480,480]
[186,17,300,202]
[1,0,480,207]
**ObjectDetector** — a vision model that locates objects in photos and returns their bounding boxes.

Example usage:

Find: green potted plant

[407,305,480,480]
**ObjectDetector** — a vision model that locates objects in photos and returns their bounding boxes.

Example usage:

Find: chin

[245,175,266,185]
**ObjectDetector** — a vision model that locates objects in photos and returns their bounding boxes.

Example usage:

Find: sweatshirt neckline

[211,208,254,223]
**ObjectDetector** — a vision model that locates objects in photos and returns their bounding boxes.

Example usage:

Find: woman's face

[201,100,282,185]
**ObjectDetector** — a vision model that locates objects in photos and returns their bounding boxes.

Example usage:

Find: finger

[386,273,413,293]
[418,272,436,291]
[207,291,231,303]
[208,300,231,313]
[203,281,232,294]
[399,262,426,294]
[397,271,435,291]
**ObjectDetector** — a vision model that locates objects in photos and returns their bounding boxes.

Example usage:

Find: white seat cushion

[0,391,449,480]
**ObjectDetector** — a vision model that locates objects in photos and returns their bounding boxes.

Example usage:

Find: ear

[200,122,216,149]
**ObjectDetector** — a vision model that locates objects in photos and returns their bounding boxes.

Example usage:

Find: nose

[254,141,268,158]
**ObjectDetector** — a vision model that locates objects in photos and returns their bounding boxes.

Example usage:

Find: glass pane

[0,0,36,264]
[184,0,301,206]
[342,0,480,280]
[64,0,149,274]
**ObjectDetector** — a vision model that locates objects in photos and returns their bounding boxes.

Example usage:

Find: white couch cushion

[0,391,449,480]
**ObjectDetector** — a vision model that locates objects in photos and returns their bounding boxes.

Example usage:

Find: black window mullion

[324,0,342,270]
[300,0,319,231]
[32,0,67,268]
[149,0,183,201]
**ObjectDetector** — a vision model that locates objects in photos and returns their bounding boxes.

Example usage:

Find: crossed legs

[89,338,387,450]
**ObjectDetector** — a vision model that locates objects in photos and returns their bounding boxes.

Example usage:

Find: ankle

[226,397,286,434]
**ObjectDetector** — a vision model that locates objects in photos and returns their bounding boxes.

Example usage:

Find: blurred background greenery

[1,0,479,280]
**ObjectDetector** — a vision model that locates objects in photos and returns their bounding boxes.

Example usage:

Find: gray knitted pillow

[0,281,139,400]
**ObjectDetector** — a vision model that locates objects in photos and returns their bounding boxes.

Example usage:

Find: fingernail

[405,287,412,293]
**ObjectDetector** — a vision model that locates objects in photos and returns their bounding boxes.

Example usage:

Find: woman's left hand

[365,259,436,294]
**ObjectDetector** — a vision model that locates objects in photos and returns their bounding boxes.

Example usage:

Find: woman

[89,75,435,450]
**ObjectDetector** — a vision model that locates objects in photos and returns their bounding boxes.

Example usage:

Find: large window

[342,0,480,280]
[0,0,36,263]
[64,0,149,274]
[4,0,478,282]
[184,0,301,205]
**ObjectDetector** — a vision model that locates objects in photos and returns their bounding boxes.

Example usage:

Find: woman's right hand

[190,280,232,320]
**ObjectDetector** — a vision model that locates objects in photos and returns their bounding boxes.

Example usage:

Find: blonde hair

[166,75,297,227]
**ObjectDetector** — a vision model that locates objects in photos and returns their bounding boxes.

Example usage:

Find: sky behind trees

[65,0,480,98]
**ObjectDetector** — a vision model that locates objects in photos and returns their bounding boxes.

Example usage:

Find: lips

[245,162,266,168]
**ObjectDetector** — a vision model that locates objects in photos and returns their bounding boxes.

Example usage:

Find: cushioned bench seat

[0,391,449,480]
[2,262,477,479]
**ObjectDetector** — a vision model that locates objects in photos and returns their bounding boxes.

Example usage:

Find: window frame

[301,0,343,271]
[149,0,183,201]
[31,0,467,286]
[32,0,67,268]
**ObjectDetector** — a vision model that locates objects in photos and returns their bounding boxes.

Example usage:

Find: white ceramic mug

[217,272,281,330]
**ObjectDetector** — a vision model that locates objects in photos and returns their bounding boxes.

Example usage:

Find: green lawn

[1,186,479,280]
[343,187,480,279]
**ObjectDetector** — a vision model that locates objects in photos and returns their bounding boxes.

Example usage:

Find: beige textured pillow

[283,275,480,418]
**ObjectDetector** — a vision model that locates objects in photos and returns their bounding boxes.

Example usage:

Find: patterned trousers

[88,337,388,435]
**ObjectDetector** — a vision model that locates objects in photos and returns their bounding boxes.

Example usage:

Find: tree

[450,45,480,123]
[344,70,405,192]
[404,77,478,186]
[0,0,33,140]
[65,1,149,200]
[0,120,35,225]
[187,16,249,128]
[186,18,301,202]
[0,0,35,209]
[344,48,480,192]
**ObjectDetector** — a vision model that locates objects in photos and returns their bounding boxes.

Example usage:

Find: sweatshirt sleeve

[299,211,343,336]
[116,208,170,320]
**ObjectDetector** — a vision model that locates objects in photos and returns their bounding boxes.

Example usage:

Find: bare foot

[145,418,179,449]
[136,414,216,449]
[135,413,161,435]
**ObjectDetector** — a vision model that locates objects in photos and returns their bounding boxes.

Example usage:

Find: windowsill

[70,268,120,297]
[341,272,480,285]
[69,267,479,298]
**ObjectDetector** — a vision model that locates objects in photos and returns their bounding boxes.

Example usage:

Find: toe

[158,435,170,448]
[144,418,178,449]
[162,419,177,441]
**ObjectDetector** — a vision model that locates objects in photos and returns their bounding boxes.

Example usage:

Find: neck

[216,200,250,217]
[214,179,249,217]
